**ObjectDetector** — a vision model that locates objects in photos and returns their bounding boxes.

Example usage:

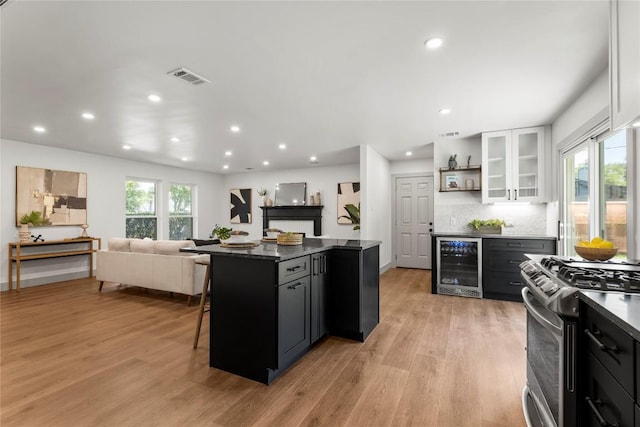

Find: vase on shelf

[448,155,458,170]
[261,196,267,206]
[265,198,273,207]
[18,224,30,242]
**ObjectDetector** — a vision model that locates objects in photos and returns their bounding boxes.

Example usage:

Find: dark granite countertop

[431,232,557,240]
[579,290,640,341]
[181,238,381,261]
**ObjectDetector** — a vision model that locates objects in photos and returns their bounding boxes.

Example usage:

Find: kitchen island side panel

[210,255,278,383]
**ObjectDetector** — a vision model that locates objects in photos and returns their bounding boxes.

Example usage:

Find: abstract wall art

[16,166,87,226]
[337,182,360,227]
[230,188,252,224]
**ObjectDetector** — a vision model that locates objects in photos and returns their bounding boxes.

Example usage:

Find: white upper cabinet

[482,126,547,204]
[609,0,640,130]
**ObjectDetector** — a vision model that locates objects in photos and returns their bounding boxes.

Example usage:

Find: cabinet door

[610,0,640,130]
[482,130,512,203]
[512,127,545,202]
[311,253,328,343]
[584,353,634,427]
[278,276,310,369]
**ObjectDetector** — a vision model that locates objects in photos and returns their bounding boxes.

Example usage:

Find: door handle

[507,189,511,200]
[514,189,518,200]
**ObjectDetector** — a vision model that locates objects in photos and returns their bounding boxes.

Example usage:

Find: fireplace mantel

[260,206,323,236]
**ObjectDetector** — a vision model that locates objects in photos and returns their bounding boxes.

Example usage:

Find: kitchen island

[182,238,381,384]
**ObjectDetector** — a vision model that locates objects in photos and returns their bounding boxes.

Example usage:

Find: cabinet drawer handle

[507,242,523,247]
[585,397,618,427]
[584,328,619,354]
[287,265,302,272]
[508,281,522,286]
[508,260,521,264]
[288,282,305,290]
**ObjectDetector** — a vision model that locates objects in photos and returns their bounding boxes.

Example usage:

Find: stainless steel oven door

[521,287,575,427]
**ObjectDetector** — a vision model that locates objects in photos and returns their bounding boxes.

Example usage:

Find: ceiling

[0,1,609,174]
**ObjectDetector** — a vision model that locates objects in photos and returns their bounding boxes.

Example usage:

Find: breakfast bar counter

[182,238,381,384]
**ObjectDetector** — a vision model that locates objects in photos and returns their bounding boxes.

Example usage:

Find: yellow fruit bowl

[574,245,618,261]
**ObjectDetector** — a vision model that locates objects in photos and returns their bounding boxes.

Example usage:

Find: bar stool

[193,259,211,348]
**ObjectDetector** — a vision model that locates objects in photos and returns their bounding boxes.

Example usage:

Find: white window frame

[125,177,161,239]
[168,182,196,240]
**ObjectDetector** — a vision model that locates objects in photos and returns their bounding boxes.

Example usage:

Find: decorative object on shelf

[338,182,360,226]
[315,192,321,206]
[448,154,457,170]
[230,188,252,224]
[446,175,459,189]
[257,188,268,206]
[309,195,315,205]
[465,178,474,190]
[467,155,471,168]
[277,232,303,245]
[16,166,87,226]
[265,198,273,207]
[80,224,89,238]
[18,210,45,242]
[467,218,506,234]
[32,234,44,242]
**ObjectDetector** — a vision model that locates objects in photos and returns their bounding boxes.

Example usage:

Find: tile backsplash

[434,203,549,236]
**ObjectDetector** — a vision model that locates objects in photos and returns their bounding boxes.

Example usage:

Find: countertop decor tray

[220,242,259,248]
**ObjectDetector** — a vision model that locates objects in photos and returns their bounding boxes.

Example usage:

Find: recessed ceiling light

[230,125,240,133]
[224,150,232,156]
[147,94,162,103]
[81,112,95,120]
[439,108,451,115]
[279,143,287,150]
[171,137,180,143]
[263,161,269,166]
[122,145,131,150]
[33,125,46,133]
[406,151,413,156]
[425,37,443,49]
[181,157,188,162]
[223,164,229,169]
[632,120,640,127]
[310,156,317,162]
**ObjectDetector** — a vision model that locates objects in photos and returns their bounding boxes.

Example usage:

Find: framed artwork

[15,166,87,226]
[230,188,252,224]
[446,175,459,189]
[337,182,360,225]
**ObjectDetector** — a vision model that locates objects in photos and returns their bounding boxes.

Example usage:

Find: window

[561,129,629,257]
[125,179,158,239]
[169,184,194,240]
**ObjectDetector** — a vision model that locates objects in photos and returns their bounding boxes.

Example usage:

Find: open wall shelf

[439,165,482,192]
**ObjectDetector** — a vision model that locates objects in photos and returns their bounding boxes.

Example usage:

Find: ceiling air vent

[439,131,460,137]
[167,68,210,86]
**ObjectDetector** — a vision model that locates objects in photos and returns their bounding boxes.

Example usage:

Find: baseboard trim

[379,262,392,274]
[1,270,95,292]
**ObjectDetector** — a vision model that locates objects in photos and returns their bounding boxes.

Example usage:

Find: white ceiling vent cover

[167,68,210,85]
[439,131,460,137]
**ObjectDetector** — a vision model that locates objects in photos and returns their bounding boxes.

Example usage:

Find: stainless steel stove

[519,254,640,427]
[520,255,640,317]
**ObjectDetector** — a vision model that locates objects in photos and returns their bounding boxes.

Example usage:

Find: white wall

[1,139,223,290]
[552,68,609,147]
[360,145,392,269]
[389,158,433,175]
[219,164,359,239]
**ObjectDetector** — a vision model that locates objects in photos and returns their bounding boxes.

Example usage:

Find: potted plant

[18,210,45,242]
[467,218,506,234]
[339,203,360,231]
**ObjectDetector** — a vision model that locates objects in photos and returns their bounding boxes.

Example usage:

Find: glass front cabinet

[481,126,547,204]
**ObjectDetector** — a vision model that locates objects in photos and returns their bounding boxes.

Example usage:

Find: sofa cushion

[108,238,132,252]
[154,240,195,255]
[130,238,155,254]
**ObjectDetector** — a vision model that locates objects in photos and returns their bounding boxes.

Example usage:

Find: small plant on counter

[467,218,506,230]
[210,224,232,240]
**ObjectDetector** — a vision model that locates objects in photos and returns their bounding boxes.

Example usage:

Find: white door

[395,176,433,269]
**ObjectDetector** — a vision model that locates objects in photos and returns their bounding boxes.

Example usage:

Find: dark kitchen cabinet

[482,238,556,301]
[278,275,311,370]
[636,405,639,427]
[311,252,329,344]
[578,302,638,427]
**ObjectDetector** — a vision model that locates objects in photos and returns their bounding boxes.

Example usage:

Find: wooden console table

[7,238,101,292]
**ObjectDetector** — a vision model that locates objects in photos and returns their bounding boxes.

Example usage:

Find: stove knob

[541,282,559,295]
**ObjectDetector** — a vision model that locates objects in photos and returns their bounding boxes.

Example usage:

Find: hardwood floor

[1,268,526,427]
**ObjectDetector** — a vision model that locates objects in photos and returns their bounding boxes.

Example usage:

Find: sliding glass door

[562,146,590,255]
[560,130,629,257]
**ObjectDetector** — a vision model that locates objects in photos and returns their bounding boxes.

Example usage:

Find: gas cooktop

[520,255,640,317]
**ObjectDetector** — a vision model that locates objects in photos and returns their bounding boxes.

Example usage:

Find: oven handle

[521,287,562,336]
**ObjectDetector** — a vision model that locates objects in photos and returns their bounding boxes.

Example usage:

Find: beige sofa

[96,238,207,305]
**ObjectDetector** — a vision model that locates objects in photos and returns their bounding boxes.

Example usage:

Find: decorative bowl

[264,228,282,239]
[574,245,618,261]
[277,232,303,246]
[221,230,250,244]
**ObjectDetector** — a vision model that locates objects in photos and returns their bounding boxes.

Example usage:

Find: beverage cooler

[436,237,482,298]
